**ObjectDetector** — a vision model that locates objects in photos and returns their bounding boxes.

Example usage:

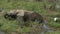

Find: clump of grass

[46,31,60,34]
[48,21,60,28]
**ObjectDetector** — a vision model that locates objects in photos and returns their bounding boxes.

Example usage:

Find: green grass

[48,21,60,28]
[46,31,60,34]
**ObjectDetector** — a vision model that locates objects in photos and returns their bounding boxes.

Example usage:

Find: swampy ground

[0,0,60,34]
